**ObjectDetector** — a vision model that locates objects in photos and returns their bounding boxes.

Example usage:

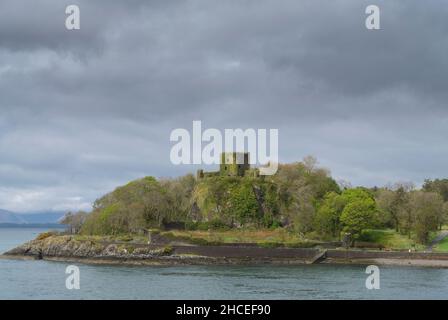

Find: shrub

[36,231,57,241]
[186,220,231,231]
[162,245,174,255]
[126,246,135,254]
[209,219,231,231]
[269,220,281,229]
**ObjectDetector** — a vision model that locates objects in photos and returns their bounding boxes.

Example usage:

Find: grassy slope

[434,238,448,252]
[361,229,446,251]
[163,228,433,250]
[160,228,322,247]
[163,229,294,243]
[431,225,448,252]
[74,229,320,247]
[359,229,426,250]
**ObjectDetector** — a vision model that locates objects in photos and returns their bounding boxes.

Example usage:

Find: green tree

[376,186,409,232]
[272,157,339,232]
[81,176,173,235]
[423,179,448,201]
[340,188,377,239]
[409,191,444,244]
[228,182,260,226]
[315,192,346,238]
[61,211,88,234]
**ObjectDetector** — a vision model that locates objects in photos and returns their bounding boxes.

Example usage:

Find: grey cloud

[0,0,447,212]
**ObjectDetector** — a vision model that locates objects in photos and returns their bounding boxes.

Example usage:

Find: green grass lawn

[360,229,425,250]
[161,228,303,244]
[433,237,448,252]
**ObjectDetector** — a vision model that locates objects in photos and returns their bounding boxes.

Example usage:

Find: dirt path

[426,230,448,252]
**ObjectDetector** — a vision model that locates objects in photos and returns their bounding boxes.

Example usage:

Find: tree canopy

[77,157,448,245]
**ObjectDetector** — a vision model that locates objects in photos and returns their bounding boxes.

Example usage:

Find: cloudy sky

[0,0,447,213]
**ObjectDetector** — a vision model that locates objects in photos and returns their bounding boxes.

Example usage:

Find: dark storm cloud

[0,0,447,212]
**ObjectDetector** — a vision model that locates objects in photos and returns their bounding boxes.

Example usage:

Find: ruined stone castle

[197,152,260,179]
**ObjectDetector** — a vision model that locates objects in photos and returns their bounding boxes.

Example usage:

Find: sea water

[1,228,448,300]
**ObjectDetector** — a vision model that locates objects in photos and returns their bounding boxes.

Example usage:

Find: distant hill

[0,223,64,228]
[18,212,65,223]
[0,209,64,224]
[0,209,26,223]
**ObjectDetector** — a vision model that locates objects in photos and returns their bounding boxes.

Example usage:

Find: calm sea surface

[1,227,448,299]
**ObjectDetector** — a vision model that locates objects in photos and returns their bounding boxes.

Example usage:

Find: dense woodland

[63,157,448,245]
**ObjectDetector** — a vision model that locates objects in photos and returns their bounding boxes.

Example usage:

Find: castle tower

[219,152,250,177]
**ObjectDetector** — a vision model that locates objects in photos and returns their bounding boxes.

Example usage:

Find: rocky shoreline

[4,235,448,268]
[1,235,207,265]
[1,235,312,266]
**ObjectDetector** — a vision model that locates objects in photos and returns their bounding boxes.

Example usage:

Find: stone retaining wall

[173,245,319,259]
[326,249,448,260]
[173,245,448,261]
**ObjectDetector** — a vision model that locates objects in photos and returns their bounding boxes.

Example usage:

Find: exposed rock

[3,235,177,261]
[133,247,151,255]
[103,244,118,256]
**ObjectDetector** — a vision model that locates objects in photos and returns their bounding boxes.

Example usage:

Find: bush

[126,246,135,254]
[185,221,197,230]
[269,220,281,229]
[185,221,208,231]
[209,219,231,230]
[162,245,174,255]
[36,231,57,241]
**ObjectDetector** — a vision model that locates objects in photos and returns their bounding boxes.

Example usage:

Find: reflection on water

[1,228,448,300]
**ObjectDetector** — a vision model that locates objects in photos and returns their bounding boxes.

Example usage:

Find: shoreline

[4,253,448,268]
[323,257,448,268]
[4,234,448,268]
